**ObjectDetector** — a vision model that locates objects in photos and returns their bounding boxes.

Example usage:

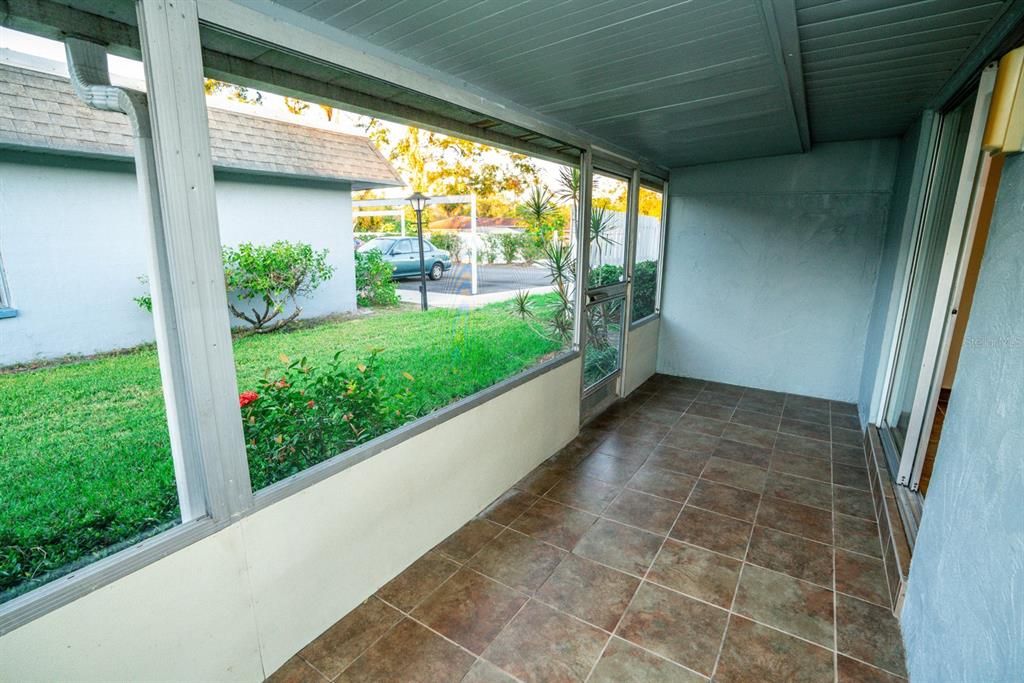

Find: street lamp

[407,191,430,311]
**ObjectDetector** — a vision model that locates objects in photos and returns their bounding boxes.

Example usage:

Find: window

[631,185,665,323]
[392,239,414,254]
[0,247,12,313]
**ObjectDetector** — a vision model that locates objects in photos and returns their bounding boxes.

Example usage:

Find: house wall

[0,356,582,680]
[901,153,1024,681]
[0,153,356,366]
[857,118,927,423]
[658,139,899,402]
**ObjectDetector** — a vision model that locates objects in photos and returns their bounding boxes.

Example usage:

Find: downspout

[64,38,203,521]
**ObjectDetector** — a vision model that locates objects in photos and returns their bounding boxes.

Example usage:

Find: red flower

[274,378,289,389]
[239,391,259,408]
[306,400,316,409]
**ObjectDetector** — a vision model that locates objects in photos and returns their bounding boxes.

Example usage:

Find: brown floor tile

[412,569,527,655]
[836,594,907,677]
[647,444,711,475]
[590,637,706,682]
[832,443,866,466]
[688,480,760,522]
[545,474,621,514]
[336,618,475,683]
[637,406,685,426]
[546,443,592,473]
[731,409,781,432]
[686,401,735,421]
[575,452,643,486]
[835,548,889,607]
[835,513,882,558]
[644,393,695,413]
[736,395,784,416]
[648,539,741,608]
[468,529,566,594]
[756,497,832,544]
[479,489,537,526]
[626,464,697,502]
[783,404,830,426]
[834,463,870,491]
[764,471,832,510]
[671,506,753,559]
[662,428,721,454]
[837,655,907,682]
[435,519,505,564]
[461,659,518,683]
[615,418,671,443]
[712,439,772,469]
[770,450,832,482]
[700,457,767,493]
[483,600,607,682]
[595,433,658,462]
[377,553,460,613]
[535,554,639,631]
[779,417,831,443]
[832,413,862,432]
[833,427,863,448]
[573,518,664,576]
[774,433,831,460]
[786,395,831,412]
[831,400,859,416]
[834,486,875,520]
[733,564,834,648]
[714,615,834,683]
[698,389,742,407]
[515,466,563,496]
[267,655,327,683]
[746,525,833,587]
[603,488,683,534]
[616,582,728,675]
[510,498,598,550]
[721,423,777,450]
[676,413,729,437]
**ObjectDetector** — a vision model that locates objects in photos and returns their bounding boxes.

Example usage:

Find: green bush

[494,233,523,263]
[223,241,335,333]
[632,260,658,320]
[482,234,500,264]
[240,352,415,488]
[520,234,548,264]
[588,263,624,288]
[355,249,400,307]
[429,232,463,263]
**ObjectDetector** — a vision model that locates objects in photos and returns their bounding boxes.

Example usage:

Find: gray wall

[0,153,356,366]
[901,153,1024,681]
[857,118,926,423]
[659,140,899,402]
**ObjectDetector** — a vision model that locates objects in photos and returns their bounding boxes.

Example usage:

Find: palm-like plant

[556,167,580,204]
[518,184,558,235]
[589,206,619,267]
[512,240,576,345]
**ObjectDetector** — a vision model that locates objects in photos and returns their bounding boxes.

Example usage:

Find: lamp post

[407,191,430,311]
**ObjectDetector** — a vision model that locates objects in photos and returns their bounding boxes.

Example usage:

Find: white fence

[589,211,662,268]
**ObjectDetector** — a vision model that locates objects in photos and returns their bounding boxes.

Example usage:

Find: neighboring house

[0,54,403,366]
[427,216,523,234]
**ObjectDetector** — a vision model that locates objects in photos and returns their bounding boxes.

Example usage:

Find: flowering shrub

[354,249,399,307]
[240,352,414,488]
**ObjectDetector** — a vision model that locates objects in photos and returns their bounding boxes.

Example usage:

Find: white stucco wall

[622,318,660,395]
[0,154,356,366]
[0,357,581,681]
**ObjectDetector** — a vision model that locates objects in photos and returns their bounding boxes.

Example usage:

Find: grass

[0,296,562,597]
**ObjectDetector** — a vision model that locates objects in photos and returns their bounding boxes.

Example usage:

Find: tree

[283,97,309,115]
[518,184,558,237]
[204,78,262,105]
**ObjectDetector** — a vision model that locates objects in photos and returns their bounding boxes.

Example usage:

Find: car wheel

[429,262,444,280]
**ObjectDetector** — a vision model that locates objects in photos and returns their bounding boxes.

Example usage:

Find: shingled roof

[0,58,404,190]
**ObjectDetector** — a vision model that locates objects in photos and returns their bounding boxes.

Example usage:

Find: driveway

[395,264,550,296]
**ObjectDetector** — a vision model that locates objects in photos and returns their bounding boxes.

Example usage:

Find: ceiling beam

[761,0,811,151]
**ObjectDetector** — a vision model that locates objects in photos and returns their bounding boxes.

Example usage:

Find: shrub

[223,241,335,333]
[519,234,548,264]
[631,260,658,320]
[588,263,624,288]
[134,275,152,313]
[494,233,523,263]
[355,249,399,307]
[429,232,463,263]
[481,234,500,264]
[240,352,415,488]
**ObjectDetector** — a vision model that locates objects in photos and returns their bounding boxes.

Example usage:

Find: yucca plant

[589,206,619,267]
[512,240,576,345]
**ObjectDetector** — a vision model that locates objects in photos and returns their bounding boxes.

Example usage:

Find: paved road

[395,264,550,296]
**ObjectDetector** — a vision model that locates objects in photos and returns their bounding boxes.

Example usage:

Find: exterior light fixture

[406,192,431,311]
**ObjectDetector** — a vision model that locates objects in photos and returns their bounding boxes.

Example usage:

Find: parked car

[358,237,452,280]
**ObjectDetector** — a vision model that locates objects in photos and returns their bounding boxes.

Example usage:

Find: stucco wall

[658,140,899,402]
[0,357,582,681]
[901,153,1024,681]
[622,318,659,395]
[857,119,926,423]
[0,153,356,366]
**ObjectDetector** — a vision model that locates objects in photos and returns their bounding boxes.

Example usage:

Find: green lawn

[0,296,561,597]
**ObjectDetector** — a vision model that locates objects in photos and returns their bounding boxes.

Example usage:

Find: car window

[423,241,435,251]
[392,239,414,254]
[358,238,395,254]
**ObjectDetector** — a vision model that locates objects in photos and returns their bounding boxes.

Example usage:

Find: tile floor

[269,375,908,682]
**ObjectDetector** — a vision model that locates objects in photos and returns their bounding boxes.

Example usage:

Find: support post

[470,194,478,295]
[136,0,252,520]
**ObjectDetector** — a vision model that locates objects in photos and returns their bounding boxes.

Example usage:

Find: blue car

[358,237,453,280]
